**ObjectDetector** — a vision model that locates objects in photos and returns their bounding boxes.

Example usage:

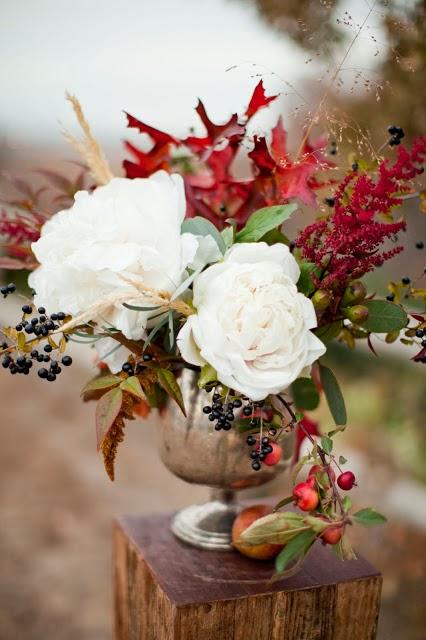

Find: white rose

[29,171,221,371]
[177,242,326,401]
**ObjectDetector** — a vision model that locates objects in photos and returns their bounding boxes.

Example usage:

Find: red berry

[293,481,319,511]
[337,471,356,491]
[322,525,344,545]
[263,442,282,466]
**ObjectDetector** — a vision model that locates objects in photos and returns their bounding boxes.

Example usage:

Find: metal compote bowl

[158,369,294,550]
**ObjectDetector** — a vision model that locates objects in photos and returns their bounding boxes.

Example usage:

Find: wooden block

[114,513,382,640]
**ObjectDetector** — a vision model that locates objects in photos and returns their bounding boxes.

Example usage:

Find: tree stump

[114,513,382,640]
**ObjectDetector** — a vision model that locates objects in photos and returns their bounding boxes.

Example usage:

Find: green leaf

[275,530,316,574]
[333,533,357,560]
[321,435,333,455]
[240,511,306,546]
[291,377,320,410]
[273,496,294,511]
[181,216,226,254]
[297,262,318,296]
[339,455,347,465]
[319,365,347,426]
[314,321,343,343]
[221,225,235,250]
[259,228,290,246]
[352,508,387,527]
[157,368,186,416]
[197,363,217,389]
[235,204,297,243]
[120,376,145,400]
[95,387,123,450]
[342,496,352,511]
[361,300,408,333]
[81,374,122,396]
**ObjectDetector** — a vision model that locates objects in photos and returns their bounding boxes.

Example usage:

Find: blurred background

[0,1,425,638]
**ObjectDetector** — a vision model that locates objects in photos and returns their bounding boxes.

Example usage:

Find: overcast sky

[0,0,385,152]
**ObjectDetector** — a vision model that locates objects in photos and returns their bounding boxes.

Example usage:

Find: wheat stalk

[63,92,114,185]
[56,281,193,336]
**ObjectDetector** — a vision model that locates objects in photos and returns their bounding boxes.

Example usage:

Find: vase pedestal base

[114,512,382,640]
[171,497,238,551]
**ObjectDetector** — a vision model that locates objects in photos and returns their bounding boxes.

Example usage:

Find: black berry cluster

[388,125,405,147]
[15,304,66,337]
[202,392,242,431]
[1,283,16,298]
[121,353,153,376]
[1,343,72,380]
[246,434,275,471]
[0,295,73,381]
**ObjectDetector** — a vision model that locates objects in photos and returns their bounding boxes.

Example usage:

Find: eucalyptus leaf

[362,300,408,333]
[181,216,226,254]
[235,204,297,243]
[123,302,162,312]
[319,364,347,426]
[291,377,320,410]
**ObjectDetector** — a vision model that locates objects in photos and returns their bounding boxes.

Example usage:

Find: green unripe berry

[343,305,369,324]
[341,281,367,306]
[312,289,332,312]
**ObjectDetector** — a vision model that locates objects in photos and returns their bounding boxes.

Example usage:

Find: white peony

[177,242,326,401]
[29,171,220,371]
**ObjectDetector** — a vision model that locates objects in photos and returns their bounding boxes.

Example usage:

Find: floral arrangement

[1,81,425,577]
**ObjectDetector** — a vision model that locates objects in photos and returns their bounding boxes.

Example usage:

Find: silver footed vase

[158,369,294,550]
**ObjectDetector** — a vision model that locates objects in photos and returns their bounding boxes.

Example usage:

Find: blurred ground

[0,343,425,640]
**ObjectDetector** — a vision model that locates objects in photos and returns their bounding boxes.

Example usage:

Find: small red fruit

[337,471,356,491]
[293,481,319,511]
[322,525,344,545]
[264,442,283,466]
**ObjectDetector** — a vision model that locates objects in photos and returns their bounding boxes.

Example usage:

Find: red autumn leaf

[275,163,318,206]
[248,136,276,174]
[96,387,123,451]
[270,117,289,165]
[123,140,172,178]
[125,112,178,146]
[184,100,245,153]
[245,80,278,119]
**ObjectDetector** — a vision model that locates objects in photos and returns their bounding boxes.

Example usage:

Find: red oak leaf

[245,80,278,119]
[184,100,245,153]
[124,112,178,146]
[248,136,276,174]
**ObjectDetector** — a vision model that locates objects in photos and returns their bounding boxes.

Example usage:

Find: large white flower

[29,171,219,370]
[177,242,326,401]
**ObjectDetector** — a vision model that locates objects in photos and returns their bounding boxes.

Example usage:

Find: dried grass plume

[63,92,114,185]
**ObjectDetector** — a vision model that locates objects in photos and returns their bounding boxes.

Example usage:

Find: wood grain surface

[114,513,382,640]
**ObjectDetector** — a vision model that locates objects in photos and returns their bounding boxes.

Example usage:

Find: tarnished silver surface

[158,369,294,550]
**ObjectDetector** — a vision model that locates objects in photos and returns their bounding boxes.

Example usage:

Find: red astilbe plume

[123,81,331,229]
[296,137,426,291]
